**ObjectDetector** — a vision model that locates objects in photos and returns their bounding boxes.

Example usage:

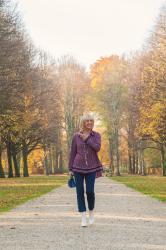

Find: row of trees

[0,1,89,178]
[89,4,166,176]
[0,1,165,177]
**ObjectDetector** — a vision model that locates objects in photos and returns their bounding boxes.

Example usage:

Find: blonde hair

[80,112,95,129]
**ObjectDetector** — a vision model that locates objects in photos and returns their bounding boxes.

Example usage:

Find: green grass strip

[110,175,166,202]
[0,175,68,213]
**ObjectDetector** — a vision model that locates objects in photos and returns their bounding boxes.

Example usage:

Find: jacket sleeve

[85,132,101,152]
[68,134,77,171]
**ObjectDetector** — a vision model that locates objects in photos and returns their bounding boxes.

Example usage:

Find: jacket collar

[78,129,95,137]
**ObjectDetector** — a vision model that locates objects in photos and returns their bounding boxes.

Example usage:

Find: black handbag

[68,175,76,188]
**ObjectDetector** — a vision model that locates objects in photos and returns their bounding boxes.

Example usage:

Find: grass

[0,175,68,213]
[110,175,166,202]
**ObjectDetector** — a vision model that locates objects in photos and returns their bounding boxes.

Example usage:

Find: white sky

[16,0,165,69]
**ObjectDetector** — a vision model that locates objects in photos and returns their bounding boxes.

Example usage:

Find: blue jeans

[74,171,96,212]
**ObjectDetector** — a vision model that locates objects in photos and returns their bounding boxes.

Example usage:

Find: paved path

[0,177,166,250]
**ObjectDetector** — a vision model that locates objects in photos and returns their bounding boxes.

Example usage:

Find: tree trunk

[132,147,136,174]
[6,140,13,178]
[22,141,29,177]
[52,145,56,174]
[140,148,146,175]
[135,150,139,174]
[44,154,49,175]
[0,150,5,178]
[48,147,53,174]
[109,137,114,173]
[114,130,120,176]
[128,148,132,174]
[43,145,49,175]
[160,145,166,176]
[11,144,20,177]
[55,150,59,173]
[59,150,63,173]
[16,152,21,174]
[12,153,20,177]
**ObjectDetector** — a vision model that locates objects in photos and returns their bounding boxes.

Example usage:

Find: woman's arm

[85,132,101,152]
[68,134,77,171]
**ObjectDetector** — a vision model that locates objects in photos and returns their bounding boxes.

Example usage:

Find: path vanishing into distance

[0,176,166,250]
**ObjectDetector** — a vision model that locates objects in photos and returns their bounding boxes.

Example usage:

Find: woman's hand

[69,171,74,177]
[78,131,90,141]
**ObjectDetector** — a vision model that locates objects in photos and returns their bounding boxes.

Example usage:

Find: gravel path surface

[0,176,165,250]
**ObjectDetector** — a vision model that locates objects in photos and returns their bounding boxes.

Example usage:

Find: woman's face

[83,119,94,130]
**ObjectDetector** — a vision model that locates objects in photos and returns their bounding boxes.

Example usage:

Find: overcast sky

[16,0,165,69]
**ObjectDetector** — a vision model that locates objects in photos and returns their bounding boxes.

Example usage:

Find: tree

[90,56,128,175]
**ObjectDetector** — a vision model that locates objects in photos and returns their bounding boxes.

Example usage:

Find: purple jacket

[68,130,103,178]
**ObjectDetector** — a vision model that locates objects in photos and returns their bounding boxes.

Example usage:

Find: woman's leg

[85,172,96,211]
[74,172,86,212]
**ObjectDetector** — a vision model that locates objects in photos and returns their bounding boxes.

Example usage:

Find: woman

[68,113,103,227]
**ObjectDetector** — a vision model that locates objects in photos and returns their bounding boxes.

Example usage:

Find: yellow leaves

[90,55,125,90]
[91,78,98,88]
[91,75,104,89]
[28,149,44,174]
[138,100,166,141]
[24,96,31,108]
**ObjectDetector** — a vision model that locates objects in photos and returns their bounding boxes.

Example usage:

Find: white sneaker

[89,210,94,225]
[81,211,87,227]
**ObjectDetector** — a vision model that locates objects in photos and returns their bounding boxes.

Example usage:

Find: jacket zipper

[84,143,88,167]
